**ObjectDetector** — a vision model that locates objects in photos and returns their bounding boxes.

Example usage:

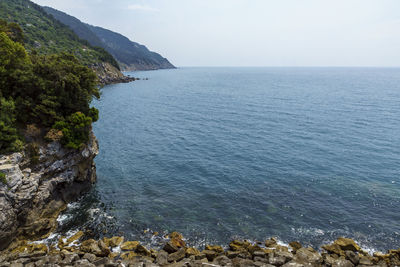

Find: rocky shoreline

[1,231,399,267]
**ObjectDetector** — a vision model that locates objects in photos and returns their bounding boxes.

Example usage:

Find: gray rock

[62,253,80,265]
[332,259,354,267]
[282,261,304,267]
[168,249,186,262]
[268,254,287,266]
[0,132,98,250]
[213,255,232,266]
[294,248,322,265]
[74,259,96,267]
[156,250,168,265]
[83,253,97,263]
[345,251,359,265]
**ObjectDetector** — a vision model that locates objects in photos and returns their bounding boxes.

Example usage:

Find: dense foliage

[0,0,119,69]
[0,19,99,153]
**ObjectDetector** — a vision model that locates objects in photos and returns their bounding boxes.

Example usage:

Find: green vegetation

[0,0,119,69]
[0,172,6,185]
[0,19,99,153]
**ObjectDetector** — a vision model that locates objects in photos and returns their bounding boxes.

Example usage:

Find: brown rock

[163,241,179,253]
[103,236,124,247]
[335,238,361,252]
[136,244,151,257]
[229,240,246,251]
[80,239,102,256]
[120,241,140,251]
[345,251,359,265]
[203,250,218,261]
[289,241,302,252]
[66,231,84,245]
[265,238,278,247]
[186,247,201,257]
[205,244,224,253]
[156,250,169,265]
[168,248,186,262]
[294,247,323,265]
[322,243,343,255]
[121,251,138,260]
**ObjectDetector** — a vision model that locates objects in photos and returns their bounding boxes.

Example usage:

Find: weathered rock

[163,241,179,254]
[203,250,218,261]
[331,258,355,267]
[289,242,302,252]
[345,251,359,265]
[80,239,102,256]
[230,240,247,252]
[185,247,200,257]
[156,250,169,265]
[265,238,278,248]
[121,251,139,260]
[269,253,288,266]
[205,245,224,253]
[61,253,79,265]
[66,231,84,245]
[294,248,322,265]
[103,236,124,248]
[213,255,232,266]
[82,253,97,262]
[136,244,151,257]
[168,248,186,262]
[121,241,140,251]
[0,132,98,250]
[282,261,304,267]
[322,244,343,255]
[334,238,360,252]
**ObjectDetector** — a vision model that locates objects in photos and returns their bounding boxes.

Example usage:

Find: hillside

[43,6,176,71]
[0,0,119,69]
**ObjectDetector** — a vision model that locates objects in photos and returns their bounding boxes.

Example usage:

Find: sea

[56,67,400,252]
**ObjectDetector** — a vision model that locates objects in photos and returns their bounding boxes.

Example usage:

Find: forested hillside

[0,0,119,69]
[43,6,176,71]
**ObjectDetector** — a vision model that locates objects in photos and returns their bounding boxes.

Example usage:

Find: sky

[31,0,400,67]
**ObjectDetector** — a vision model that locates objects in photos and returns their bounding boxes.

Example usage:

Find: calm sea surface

[59,67,400,251]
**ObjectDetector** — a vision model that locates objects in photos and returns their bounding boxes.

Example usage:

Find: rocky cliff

[91,62,135,85]
[0,131,98,251]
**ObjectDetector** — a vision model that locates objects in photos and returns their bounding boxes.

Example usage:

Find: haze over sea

[60,67,400,251]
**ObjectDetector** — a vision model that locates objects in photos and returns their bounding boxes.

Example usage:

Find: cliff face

[0,131,98,250]
[91,62,135,85]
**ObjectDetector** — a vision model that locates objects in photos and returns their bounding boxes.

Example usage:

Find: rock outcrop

[90,62,135,85]
[0,131,98,250]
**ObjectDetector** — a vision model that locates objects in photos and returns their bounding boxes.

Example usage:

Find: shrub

[53,112,92,149]
[0,172,6,185]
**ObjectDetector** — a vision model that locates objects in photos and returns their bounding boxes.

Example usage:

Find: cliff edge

[0,131,98,250]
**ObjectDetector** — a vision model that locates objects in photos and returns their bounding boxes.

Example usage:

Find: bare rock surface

[0,132,98,250]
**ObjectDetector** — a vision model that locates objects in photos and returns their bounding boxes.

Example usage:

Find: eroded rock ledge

[1,232,399,267]
[0,131,98,251]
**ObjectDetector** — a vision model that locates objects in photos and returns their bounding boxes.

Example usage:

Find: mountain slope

[0,0,119,69]
[43,6,175,71]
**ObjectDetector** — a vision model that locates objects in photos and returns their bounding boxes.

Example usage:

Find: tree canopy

[0,19,99,153]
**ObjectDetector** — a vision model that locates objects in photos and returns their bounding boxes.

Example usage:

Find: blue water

[63,67,400,251]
